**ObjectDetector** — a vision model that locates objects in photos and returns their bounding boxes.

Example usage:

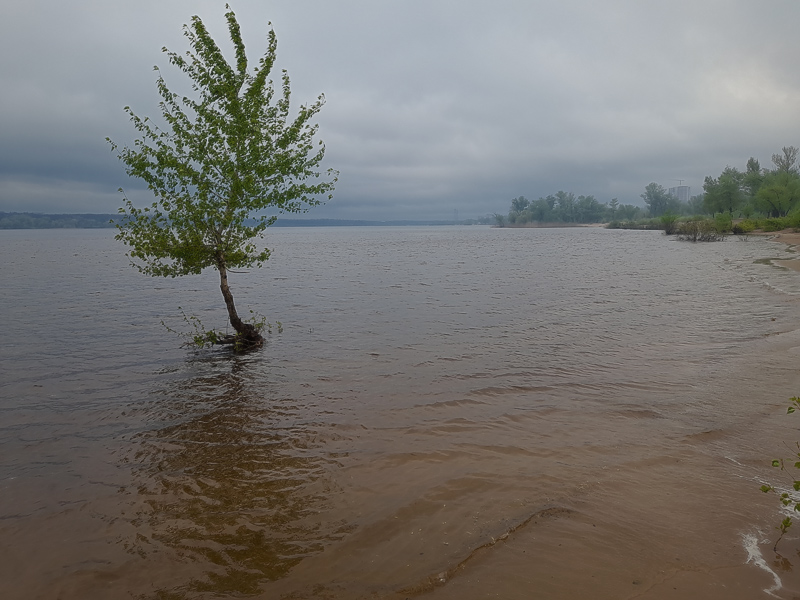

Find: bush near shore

[607,213,800,242]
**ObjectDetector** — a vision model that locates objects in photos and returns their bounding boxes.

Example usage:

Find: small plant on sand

[761,396,800,551]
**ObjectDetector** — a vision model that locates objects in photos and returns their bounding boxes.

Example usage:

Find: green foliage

[732,219,756,235]
[605,218,662,231]
[763,217,789,232]
[744,157,764,199]
[504,191,643,226]
[107,6,335,348]
[686,194,708,216]
[162,307,281,351]
[0,212,117,229]
[714,212,732,233]
[641,182,672,217]
[772,146,799,175]
[108,6,337,278]
[754,172,800,218]
[659,212,679,235]
[510,196,530,213]
[161,308,225,347]
[675,218,725,242]
[762,396,800,551]
[703,167,744,216]
[703,146,800,219]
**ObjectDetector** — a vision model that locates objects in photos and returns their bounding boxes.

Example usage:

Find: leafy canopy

[640,182,671,217]
[703,167,743,216]
[108,6,336,278]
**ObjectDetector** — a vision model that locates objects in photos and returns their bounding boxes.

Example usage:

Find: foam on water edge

[743,532,782,596]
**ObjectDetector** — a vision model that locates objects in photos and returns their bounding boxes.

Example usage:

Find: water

[3,226,800,599]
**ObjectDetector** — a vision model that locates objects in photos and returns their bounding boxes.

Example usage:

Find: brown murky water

[3,226,800,599]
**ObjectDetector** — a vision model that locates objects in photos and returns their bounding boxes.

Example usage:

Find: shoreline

[754,229,800,272]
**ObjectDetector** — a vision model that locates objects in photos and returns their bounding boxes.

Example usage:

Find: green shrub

[676,219,725,242]
[732,219,756,235]
[606,219,662,231]
[787,212,800,230]
[763,217,788,232]
[660,212,679,235]
[714,212,732,233]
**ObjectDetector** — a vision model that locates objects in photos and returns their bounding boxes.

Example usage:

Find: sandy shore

[765,230,800,247]
[753,229,800,271]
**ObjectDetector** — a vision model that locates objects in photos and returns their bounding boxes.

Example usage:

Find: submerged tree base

[164,309,279,352]
[215,325,264,352]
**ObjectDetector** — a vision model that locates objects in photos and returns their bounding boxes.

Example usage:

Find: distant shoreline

[0,212,490,230]
[493,222,607,228]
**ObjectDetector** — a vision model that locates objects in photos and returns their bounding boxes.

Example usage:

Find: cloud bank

[2,0,800,220]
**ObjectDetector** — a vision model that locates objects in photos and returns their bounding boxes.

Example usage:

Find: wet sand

[765,230,800,247]
[756,229,800,271]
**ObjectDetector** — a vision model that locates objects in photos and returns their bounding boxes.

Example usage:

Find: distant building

[668,185,691,204]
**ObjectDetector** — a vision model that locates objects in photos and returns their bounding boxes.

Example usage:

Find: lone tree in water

[108,6,336,350]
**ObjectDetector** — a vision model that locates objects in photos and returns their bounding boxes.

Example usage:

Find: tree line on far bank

[499,145,800,228]
[496,192,644,226]
[0,212,116,229]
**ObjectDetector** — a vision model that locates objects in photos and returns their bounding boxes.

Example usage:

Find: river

[2,226,800,599]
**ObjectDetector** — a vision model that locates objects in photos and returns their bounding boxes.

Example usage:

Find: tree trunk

[217,259,263,349]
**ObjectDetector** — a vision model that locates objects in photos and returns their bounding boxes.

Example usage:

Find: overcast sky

[3,1,800,220]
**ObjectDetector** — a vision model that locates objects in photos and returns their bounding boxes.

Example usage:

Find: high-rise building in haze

[668,185,690,203]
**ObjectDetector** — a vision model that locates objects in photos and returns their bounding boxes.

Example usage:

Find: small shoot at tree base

[761,396,800,552]
[162,308,282,352]
[107,5,336,350]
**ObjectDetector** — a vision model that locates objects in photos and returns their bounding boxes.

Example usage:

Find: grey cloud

[3,0,800,219]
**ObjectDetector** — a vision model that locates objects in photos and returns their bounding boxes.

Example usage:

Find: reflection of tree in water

[124,354,346,598]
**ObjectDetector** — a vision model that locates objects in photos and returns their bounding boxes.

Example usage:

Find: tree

[608,198,619,218]
[686,194,706,215]
[772,146,799,175]
[527,197,554,222]
[703,167,743,216]
[754,171,800,217]
[743,157,764,199]
[554,191,576,222]
[508,196,530,224]
[108,7,336,349]
[575,194,604,223]
[615,203,643,221]
[641,183,670,217]
[510,196,530,213]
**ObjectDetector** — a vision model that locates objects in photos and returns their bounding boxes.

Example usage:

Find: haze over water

[3,226,800,599]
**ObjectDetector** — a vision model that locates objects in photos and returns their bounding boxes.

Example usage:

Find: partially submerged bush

[606,219,663,230]
[660,212,679,235]
[732,220,756,235]
[676,218,726,242]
